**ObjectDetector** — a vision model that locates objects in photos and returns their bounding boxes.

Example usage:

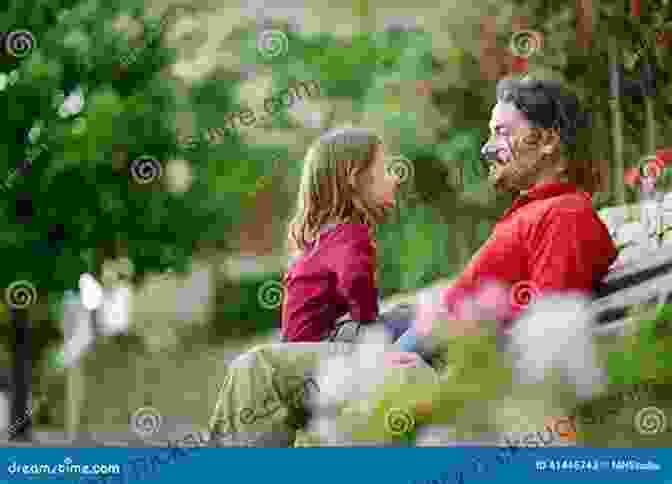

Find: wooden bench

[592,244,672,335]
[330,245,672,343]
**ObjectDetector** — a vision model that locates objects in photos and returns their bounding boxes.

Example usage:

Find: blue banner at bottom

[1,448,669,484]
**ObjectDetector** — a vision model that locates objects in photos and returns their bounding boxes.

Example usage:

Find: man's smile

[488,156,509,177]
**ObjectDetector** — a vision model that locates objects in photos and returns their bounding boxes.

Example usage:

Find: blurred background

[0,0,670,445]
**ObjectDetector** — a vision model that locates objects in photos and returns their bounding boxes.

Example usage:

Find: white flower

[615,221,649,247]
[165,159,193,194]
[286,99,325,129]
[511,293,605,399]
[60,291,95,367]
[100,286,132,336]
[78,273,103,310]
[27,120,43,144]
[310,326,389,415]
[7,70,18,84]
[58,86,85,118]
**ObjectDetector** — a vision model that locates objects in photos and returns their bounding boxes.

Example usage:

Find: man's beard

[488,156,523,193]
[487,140,541,194]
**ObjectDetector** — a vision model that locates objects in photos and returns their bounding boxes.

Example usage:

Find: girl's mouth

[383,193,397,208]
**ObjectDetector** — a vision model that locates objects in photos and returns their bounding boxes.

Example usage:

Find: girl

[280,127,400,342]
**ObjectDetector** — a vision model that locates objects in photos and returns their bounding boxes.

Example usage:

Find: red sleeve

[529,208,618,294]
[331,225,379,322]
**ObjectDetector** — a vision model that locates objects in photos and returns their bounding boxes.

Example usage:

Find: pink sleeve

[332,226,379,322]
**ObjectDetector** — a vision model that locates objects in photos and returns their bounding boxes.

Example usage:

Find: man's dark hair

[495,76,597,191]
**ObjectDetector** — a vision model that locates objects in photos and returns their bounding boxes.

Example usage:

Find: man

[396,76,617,353]
[208,77,618,447]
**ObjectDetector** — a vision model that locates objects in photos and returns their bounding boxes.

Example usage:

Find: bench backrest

[592,245,672,335]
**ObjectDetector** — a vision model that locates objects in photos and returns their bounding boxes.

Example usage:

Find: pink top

[281,223,379,341]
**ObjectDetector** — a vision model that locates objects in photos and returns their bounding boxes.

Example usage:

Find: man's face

[482,101,552,193]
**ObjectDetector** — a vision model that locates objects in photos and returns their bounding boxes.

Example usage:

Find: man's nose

[480,143,499,163]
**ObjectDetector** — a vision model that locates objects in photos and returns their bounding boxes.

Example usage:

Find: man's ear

[541,128,561,154]
[348,166,363,190]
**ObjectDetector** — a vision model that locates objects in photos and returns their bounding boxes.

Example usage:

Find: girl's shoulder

[330,223,373,242]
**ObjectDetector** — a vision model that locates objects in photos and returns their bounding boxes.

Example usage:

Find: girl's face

[362,143,398,210]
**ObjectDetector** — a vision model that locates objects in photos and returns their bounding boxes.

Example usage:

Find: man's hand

[414,288,447,337]
[384,351,423,368]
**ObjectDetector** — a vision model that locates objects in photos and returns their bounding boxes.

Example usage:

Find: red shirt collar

[500,181,585,220]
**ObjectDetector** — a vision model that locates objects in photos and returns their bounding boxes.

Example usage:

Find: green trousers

[208,342,438,446]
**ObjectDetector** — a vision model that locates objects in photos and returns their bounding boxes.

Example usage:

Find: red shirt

[281,223,378,341]
[443,181,618,326]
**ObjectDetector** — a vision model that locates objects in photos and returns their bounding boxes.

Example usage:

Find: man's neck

[520,174,570,195]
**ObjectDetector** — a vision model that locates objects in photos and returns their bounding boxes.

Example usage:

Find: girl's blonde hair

[287,127,386,254]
